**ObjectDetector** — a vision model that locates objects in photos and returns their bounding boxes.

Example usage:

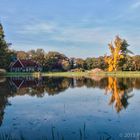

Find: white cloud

[131,1,140,9]
[17,21,125,53]
[18,21,117,46]
[11,44,58,52]
[52,27,115,45]
[13,20,140,57]
[18,22,56,34]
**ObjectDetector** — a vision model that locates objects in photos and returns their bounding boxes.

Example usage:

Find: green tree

[16,51,28,59]
[45,51,70,71]
[133,55,140,71]
[85,58,93,70]
[122,55,134,71]
[85,57,107,70]
[34,49,46,66]
[75,58,86,69]
[0,23,14,69]
[27,49,46,67]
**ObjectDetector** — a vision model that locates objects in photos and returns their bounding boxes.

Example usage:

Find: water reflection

[0,76,140,126]
[105,77,134,112]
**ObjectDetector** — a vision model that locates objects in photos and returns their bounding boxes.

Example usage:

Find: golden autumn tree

[105,77,124,112]
[105,77,133,113]
[105,36,133,71]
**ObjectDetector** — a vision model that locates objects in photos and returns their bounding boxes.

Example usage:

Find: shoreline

[95,71,140,77]
[5,72,88,78]
[4,71,140,78]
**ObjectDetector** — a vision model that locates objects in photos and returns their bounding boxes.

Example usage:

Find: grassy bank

[5,72,40,77]
[42,71,88,77]
[5,71,88,78]
[94,71,140,77]
[43,71,140,78]
[5,71,140,78]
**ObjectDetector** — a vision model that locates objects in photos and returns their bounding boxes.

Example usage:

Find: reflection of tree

[105,77,134,113]
[0,97,8,126]
[1,76,140,126]
[70,77,108,89]
[133,78,140,89]
[8,77,72,96]
[43,77,71,95]
[9,77,45,97]
[0,80,11,126]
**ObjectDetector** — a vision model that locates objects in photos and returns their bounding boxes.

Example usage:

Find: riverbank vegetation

[5,71,140,78]
[1,23,140,74]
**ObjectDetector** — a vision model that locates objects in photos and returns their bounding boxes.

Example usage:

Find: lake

[0,76,140,140]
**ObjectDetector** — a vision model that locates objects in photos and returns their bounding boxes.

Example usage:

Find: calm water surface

[0,76,140,140]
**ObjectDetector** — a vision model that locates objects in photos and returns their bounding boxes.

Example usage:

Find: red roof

[11,59,39,68]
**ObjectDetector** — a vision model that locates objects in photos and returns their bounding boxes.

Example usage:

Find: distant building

[9,59,42,72]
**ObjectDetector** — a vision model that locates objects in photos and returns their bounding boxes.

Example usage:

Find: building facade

[9,59,42,72]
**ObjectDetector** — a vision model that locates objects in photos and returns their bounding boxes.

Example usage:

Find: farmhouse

[9,59,42,72]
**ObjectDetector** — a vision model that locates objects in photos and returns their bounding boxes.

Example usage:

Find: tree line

[1,23,140,72]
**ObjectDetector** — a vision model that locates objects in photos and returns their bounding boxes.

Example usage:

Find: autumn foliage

[105,36,132,71]
[105,77,124,112]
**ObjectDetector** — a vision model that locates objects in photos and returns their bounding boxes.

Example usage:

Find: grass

[4,71,140,78]
[4,71,88,78]
[94,71,140,77]
[0,124,114,140]
[42,71,88,77]
[42,71,140,78]
[0,132,26,140]
[6,72,33,76]
[5,72,41,77]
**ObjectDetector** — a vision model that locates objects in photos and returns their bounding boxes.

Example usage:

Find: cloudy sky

[0,0,140,58]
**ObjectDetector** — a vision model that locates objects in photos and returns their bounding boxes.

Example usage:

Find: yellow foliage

[106,77,125,112]
[105,36,124,71]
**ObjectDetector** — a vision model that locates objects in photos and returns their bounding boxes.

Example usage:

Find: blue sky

[0,0,140,58]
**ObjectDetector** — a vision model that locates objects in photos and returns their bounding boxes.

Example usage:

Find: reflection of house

[9,77,45,97]
[9,59,42,72]
[9,77,41,89]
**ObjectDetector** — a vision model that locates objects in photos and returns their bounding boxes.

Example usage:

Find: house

[9,59,42,72]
